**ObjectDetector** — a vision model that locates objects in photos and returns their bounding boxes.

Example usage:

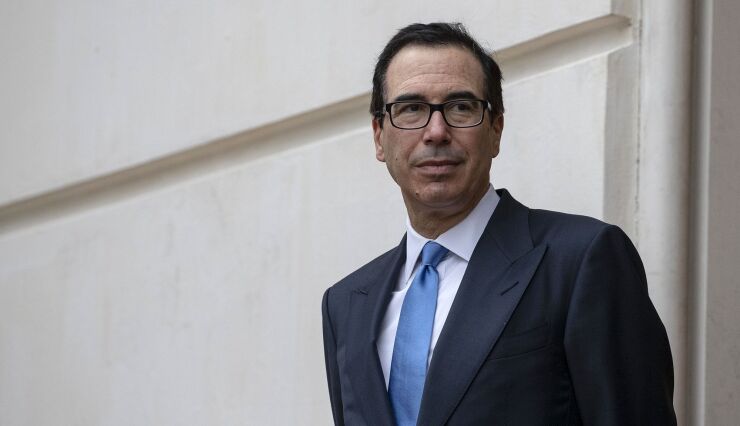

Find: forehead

[384,45,486,101]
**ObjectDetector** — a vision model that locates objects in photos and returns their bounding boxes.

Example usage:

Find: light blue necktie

[388,241,449,426]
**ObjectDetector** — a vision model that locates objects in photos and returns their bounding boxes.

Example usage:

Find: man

[322,22,676,425]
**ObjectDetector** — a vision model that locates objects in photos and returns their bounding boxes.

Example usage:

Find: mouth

[415,158,462,174]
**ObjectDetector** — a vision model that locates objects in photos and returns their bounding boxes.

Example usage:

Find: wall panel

[0,0,610,204]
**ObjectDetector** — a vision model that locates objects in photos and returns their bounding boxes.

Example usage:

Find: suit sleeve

[322,288,345,426]
[564,225,676,425]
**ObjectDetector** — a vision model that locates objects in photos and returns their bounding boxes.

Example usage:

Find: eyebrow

[444,91,481,101]
[391,90,482,103]
[391,93,426,103]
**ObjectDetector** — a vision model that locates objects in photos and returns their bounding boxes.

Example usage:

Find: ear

[372,117,386,162]
[490,114,504,158]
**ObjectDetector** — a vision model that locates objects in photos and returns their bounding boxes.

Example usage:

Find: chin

[416,187,466,209]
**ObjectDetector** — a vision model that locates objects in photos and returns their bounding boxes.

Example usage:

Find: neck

[407,185,489,239]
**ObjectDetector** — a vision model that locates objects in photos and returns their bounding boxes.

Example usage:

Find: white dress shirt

[376,185,500,388]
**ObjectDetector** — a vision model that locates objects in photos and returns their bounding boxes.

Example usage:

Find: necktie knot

[420,241,448,268]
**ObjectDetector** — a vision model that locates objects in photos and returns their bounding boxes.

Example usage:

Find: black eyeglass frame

[378,99,492,130]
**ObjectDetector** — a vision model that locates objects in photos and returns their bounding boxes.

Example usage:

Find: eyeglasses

[380,99,491,130]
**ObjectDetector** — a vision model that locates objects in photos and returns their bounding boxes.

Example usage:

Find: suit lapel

[346,237,406,426]
[418,190,548,425]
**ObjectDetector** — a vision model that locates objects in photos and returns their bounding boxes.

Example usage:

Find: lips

[415,158,461,174]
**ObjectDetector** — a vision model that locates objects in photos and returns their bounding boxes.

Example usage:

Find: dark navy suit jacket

[322,189,676,425]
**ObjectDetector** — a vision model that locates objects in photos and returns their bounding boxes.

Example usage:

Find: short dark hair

[371,22,504,126]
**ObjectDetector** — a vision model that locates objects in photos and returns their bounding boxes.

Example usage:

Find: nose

[423,110,451,144]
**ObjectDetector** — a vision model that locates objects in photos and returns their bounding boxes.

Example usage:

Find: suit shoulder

[525,208,642,291]
[529,208,606,230]
[328,244,402,295]
[527,208,628,250]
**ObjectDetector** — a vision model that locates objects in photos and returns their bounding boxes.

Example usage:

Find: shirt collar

[403,185,500,284]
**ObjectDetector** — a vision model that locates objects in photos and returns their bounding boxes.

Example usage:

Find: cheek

[465,145,494,175]
[387,144,407,166]
[383,146,403,175]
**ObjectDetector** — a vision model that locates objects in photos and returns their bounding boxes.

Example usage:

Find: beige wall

[0,0,610,205]
[0,0,737,424]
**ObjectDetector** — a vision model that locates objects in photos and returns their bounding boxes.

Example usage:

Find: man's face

[373,45,504,218]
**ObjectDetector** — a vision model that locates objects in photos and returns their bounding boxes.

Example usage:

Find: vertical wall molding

[636,0,694,423]
[688,0,712,423]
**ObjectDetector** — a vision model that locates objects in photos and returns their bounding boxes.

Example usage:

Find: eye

[393,102,427,117]
[449,101,475,112]
[397,103,423,114]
